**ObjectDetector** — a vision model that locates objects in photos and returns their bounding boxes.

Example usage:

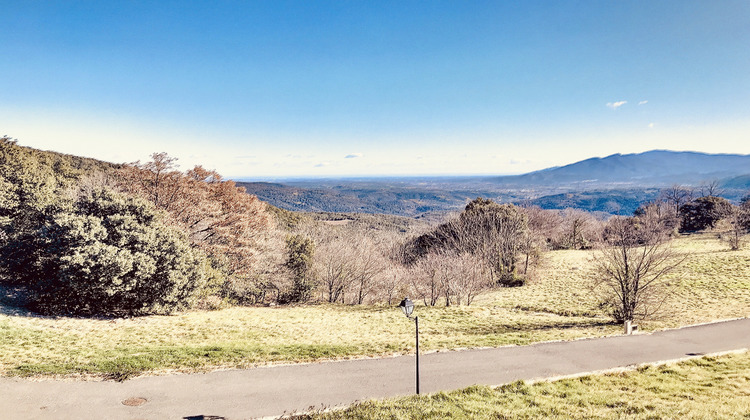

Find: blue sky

[2,1,749,178]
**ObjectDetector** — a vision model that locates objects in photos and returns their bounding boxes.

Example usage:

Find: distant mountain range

[495,150,750,186]
[242,150,750,217]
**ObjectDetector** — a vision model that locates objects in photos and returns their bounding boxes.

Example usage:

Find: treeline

[272,200,613,307]
[639,184,750,248]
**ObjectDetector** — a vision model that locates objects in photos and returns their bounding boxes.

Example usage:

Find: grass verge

[298,351,750,419]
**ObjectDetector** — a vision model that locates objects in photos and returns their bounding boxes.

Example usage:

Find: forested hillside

[238,180,504,217]
[0,138,279,316]
[244,180,748,218]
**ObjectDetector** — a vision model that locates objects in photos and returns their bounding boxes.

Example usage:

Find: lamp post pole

[398,297,420,395]
[415,315,420,395]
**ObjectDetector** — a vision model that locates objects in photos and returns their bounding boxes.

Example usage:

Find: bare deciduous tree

[351,236,387,305]
[592,216,685,323]
[377,265,407,305]
[410,253,442,306]
[315,236,355,303]
[310,226,388,304]
[634,200,679,236]
[723,205,748,251]
[660,185,693,219]
[407,250,491,307]
[519,206,557,276]
[521,206,563,250]
[553,208,603,250]
[117,153,274,280]
[699,180,723,198]
[449,252,492,305]
[411,198,528,285]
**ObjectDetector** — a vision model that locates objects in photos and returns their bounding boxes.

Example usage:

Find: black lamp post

[398,297,419,395]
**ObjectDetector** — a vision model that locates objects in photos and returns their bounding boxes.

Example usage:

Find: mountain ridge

[496,150,750,186]
[241,150,750,217]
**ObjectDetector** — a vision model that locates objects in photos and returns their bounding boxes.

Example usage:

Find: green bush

[2,188,208,316]
[497,272,526,287]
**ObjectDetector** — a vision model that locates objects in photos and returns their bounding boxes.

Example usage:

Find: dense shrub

[405,198,529,286]
[0,138,61,244]
[1,188,208,316]
[679,196,732,232]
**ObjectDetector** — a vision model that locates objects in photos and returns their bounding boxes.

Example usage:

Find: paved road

[2,318,749,420]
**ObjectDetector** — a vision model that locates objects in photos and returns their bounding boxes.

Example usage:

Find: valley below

[240,150,750,218]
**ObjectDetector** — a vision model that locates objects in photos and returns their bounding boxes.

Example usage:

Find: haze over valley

[241,150,750,217]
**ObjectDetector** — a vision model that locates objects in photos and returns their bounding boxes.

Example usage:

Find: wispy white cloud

[345,153,363,159]
[606,100,627,110]
[648,122,655,128]
[638,100,648,105]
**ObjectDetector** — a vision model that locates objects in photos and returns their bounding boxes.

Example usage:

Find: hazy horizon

[3,1,749,177]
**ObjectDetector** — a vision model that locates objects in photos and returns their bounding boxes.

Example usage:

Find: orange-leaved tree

[117,153,278,300]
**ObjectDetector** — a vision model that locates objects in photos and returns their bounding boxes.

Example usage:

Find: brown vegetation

[116,153,283,304]
[592,214,685,322]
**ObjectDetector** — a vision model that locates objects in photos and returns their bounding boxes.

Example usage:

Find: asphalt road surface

[2,318,749,420]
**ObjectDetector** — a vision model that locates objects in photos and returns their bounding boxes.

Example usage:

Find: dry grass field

[1,233,748,379]
[483,233,750,331]
[300,351,750,419]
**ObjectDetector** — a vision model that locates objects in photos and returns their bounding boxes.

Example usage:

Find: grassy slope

[300,352,750,419]
[1,234,748,378]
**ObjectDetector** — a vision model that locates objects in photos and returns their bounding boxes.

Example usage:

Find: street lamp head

[398,297,414,318]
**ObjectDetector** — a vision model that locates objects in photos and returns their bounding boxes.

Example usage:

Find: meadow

[1,233,748,379]
[299,351,750,419]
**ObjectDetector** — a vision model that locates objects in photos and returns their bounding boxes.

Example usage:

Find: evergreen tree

[2,187,208,316]
[283,234,316,303]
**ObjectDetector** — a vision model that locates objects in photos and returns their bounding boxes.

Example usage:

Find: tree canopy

[406,198,528,285]
[2,187,208,316]
[679,196,732,232]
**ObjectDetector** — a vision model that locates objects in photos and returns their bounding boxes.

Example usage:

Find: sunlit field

[299,351,750,419]
[481,233,750,330]
[1,233,748,379]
